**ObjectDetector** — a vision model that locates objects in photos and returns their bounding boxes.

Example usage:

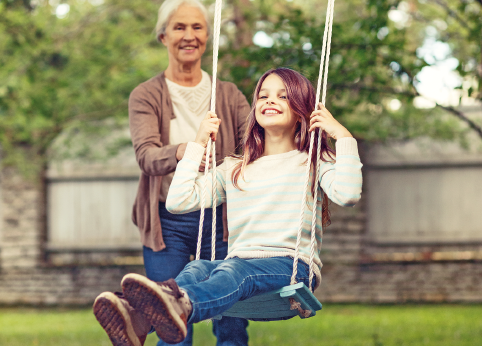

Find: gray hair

[155,0,211,42]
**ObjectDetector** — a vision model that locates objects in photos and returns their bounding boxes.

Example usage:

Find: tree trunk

[230,0,254,49]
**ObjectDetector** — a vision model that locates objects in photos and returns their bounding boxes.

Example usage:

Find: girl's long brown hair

[231,68,335,227]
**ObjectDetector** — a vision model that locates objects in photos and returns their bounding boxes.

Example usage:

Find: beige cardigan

[128,72,249,251]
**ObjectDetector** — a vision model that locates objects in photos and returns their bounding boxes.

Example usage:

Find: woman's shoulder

[130,72,167,100]
[215,79,243,96]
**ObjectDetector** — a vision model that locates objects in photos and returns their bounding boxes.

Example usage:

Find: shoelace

[158,278,184,300]
[114,291,125,299]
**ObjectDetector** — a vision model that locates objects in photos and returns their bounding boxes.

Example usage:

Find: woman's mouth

[181,46,197,52]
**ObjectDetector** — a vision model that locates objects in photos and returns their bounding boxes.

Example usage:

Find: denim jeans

[143,202,248,346]
[175,256,316,323]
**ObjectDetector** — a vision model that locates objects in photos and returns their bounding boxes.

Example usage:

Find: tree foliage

[0,0,166,178]
[0,0,481,179]
[218,0,481,142]
[408,0,482,137]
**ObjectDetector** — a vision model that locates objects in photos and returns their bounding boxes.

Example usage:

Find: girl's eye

[259,95,267,99]
[280,95,287,99]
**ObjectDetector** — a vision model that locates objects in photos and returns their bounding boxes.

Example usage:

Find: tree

[404,0,482,137]
[0,0,166,179]
[218,0,481,142]
[1,0,481,182]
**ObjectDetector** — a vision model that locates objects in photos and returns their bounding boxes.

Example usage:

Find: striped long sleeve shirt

[166,137,363,288]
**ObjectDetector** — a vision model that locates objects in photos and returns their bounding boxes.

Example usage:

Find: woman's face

[255,74,298,134]
[160,4,208,66]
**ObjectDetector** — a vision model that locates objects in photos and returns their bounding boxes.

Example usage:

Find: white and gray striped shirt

[166,137,363,288]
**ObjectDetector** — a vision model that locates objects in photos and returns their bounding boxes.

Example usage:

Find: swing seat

[212,282,322,321]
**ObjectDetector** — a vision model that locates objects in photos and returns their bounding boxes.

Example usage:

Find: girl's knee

[211,259,245,283]
[183,259,213,274]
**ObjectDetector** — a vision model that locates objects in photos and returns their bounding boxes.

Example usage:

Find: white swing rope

[198,0,336,315]
[196,0,223,262]
[290,0,336,292]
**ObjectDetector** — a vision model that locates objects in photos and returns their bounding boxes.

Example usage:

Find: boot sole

[121,273,187,345]
[93,292,142,346]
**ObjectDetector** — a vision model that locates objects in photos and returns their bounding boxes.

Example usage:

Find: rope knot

[289,298,312,318]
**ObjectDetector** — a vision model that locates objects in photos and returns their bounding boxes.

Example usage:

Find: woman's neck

[164,61,203,87]
[263,131,297,156]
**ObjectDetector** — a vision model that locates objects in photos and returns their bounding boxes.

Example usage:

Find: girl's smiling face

[255,74,298,134]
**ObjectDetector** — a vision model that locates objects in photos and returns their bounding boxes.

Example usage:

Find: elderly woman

[93,0,249,345]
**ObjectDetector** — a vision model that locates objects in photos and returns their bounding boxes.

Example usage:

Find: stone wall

[313,176,482,304]
[0,168,43,269]
[0,167,145,305]
[0,266,145,305]
[1,166,481,306]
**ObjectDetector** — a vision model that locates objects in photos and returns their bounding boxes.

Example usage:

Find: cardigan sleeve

[235,87,250,149]
[166,142,227,214]
[128,84,179,176]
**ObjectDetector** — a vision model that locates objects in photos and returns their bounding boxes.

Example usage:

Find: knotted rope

[196,0,223,261]
[289,298,312,318]
[197,0,337,301]
[290,0,336,291]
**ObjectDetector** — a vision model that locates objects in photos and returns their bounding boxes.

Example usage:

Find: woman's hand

[309,102,352,140]
[176,143,211,171]
[195,111,221,148]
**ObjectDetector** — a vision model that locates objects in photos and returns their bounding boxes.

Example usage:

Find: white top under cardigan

[160,70,211,201]
[166,138,363,289]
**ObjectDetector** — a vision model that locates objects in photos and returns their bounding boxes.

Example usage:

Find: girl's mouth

[263,109,281,115]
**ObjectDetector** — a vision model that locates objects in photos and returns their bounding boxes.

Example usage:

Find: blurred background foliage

[0,0,481,179]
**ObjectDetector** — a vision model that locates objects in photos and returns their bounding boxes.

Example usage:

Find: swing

[196,0,336,321]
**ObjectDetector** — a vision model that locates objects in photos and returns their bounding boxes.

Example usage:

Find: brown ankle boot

[93,291,151,346]
[121,274,192,345]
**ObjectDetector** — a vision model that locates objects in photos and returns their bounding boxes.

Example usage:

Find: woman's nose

[184,27,195,40]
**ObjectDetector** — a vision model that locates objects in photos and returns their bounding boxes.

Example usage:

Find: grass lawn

[1,304,481,345]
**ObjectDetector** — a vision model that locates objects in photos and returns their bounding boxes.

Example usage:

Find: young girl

[119,68,362,344]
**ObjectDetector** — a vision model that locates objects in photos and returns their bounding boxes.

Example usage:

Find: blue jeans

[143,202,248,346]
[175,257,316,323]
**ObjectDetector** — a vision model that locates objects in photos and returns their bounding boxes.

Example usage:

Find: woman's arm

[166,111,226,214]
[129,85,179,176]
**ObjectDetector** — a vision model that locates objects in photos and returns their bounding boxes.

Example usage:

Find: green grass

[1,304,481,345]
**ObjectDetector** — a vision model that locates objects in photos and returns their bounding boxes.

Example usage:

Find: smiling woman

[155,1,210,76]
[92,1,250,346]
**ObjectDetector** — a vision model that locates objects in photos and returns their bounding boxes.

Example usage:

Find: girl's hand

[195,111,222,148]
[309,103,352,140]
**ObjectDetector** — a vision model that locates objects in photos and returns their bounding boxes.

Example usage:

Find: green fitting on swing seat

[212,282,322,321]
